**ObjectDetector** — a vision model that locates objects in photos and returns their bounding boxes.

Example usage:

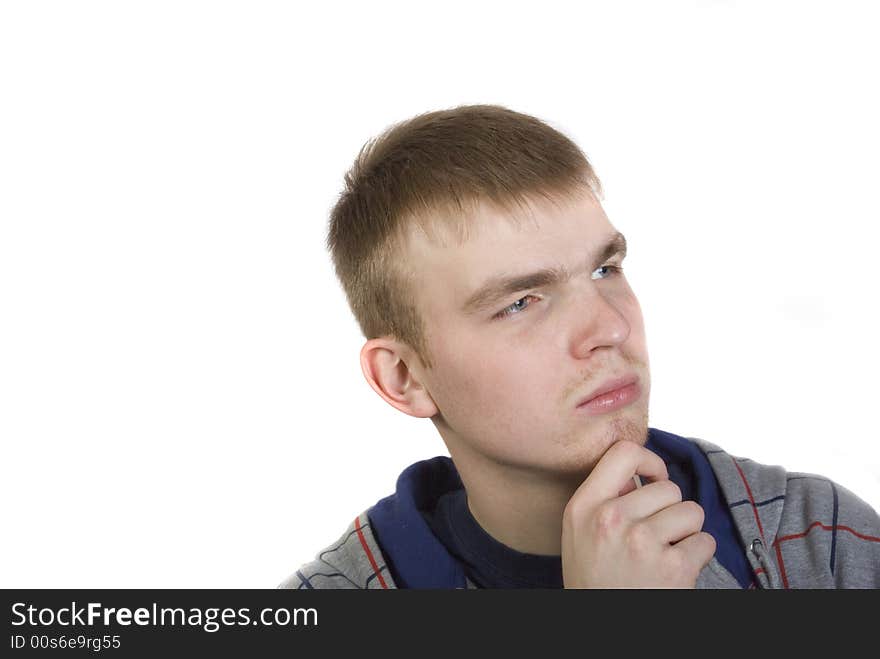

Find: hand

[561,440,716,588]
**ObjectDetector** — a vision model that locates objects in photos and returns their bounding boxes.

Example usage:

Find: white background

[1,0,878,588]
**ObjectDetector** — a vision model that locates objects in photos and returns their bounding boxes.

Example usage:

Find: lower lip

[577,382,641,416]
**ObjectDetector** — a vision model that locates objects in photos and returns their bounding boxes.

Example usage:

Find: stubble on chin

[551,405,651,476]
[606,411,650,450]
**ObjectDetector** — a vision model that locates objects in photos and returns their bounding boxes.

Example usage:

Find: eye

[592,264,624,280]
[493,295,540,320]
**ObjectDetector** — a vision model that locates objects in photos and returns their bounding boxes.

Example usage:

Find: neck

[447,446,587,557]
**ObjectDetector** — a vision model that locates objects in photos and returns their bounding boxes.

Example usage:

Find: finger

[668,531,717,577]
[617,479,684,521]
[617,474,641,497]
[641,499,705,544]
[572,439,669,506]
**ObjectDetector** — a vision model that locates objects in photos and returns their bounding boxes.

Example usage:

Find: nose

[568,284,631,360]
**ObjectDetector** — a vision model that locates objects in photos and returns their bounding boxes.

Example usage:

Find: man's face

[403,186,650,477]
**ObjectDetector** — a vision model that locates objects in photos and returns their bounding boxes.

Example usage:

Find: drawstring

[749,538,782,589]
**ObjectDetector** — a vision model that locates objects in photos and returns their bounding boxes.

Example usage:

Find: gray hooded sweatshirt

[280,433,880,589]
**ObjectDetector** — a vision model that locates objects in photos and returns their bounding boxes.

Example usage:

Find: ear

[360,337,439,418]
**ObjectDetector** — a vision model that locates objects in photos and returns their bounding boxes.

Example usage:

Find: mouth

[575,374,641,416]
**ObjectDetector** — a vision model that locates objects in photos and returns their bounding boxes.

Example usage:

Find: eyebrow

[461,232,627,315]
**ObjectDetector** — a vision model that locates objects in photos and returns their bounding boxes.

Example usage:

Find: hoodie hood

[282,429,880,590]
[367,456,469,588]
[367,427,752,589]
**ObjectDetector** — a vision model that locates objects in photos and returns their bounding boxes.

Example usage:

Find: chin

[550,407,650,476]
[606,411,650,446]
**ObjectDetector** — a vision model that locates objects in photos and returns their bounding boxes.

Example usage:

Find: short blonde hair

[326,104,602,368]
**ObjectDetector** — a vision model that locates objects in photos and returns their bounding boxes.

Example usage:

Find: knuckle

[676,499,703,523]
[663,480,682,502]
[626,522,653,556]
[594,501,623,537]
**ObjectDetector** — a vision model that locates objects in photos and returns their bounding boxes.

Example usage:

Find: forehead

[401,189,617,314]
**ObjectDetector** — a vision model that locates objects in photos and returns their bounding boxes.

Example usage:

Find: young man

[281,105,880,589]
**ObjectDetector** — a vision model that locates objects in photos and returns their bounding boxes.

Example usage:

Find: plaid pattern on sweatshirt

[280,436,880,589]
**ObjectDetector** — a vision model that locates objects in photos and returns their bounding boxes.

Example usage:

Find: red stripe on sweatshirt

[772,521,880,589]
[731,457,766,543]
[354,516,389,589]
[774,542,790,589]
[773,521,880,546]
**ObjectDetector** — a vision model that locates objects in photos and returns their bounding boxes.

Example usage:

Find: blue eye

[492,264,624,321]
[592,264,623,280]
[494,295,538,320]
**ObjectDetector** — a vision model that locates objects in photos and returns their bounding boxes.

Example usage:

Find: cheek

[430,339,556,428]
